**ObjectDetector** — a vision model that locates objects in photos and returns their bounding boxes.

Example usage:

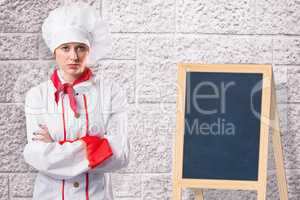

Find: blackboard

[182,72,263,181]
[172,64,284,200]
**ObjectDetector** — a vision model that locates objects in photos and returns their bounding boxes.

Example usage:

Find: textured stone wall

[0,0,299,199]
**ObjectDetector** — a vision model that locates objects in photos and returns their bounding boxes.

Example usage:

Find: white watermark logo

[185,118,235,136]
[185,78,238,136]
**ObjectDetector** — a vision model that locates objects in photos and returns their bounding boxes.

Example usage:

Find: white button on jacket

[23,70,130,200]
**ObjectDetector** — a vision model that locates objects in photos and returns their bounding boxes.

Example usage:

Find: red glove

[80,135,113,169]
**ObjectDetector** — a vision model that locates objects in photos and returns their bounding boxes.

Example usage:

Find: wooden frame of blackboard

[172,64,287,200]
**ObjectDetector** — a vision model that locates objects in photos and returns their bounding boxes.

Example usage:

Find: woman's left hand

[32,124,54,143]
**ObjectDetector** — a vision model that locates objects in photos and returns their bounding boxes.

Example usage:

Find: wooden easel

[172,64,288,200]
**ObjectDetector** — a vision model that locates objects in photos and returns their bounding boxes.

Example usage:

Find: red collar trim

[50,67,93,116]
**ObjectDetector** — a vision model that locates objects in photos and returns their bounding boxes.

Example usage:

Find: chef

[23,2,129,200]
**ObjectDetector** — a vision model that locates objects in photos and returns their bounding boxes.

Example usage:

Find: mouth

[67,64,80,69]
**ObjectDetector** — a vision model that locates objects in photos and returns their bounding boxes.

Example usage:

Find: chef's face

[54,42,90,82]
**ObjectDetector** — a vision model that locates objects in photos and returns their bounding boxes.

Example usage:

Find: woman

[23,2,129,200]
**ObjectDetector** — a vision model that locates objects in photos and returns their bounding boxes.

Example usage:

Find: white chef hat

[42,2,112,65]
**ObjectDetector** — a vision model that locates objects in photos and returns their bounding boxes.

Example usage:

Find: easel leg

[172,186,182,200]
[193,189,204,200]
[257,187,267,200]
[271,79,289,200]
[271,110,289,200]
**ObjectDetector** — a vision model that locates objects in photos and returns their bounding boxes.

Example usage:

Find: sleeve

[23,86,113,180]
[91,82,130,173]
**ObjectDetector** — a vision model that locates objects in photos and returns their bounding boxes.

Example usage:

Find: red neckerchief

[51,67,93,117]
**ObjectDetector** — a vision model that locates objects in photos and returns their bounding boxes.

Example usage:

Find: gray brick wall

[0,0,299,199]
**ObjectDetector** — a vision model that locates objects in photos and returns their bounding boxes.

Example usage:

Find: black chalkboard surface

[173,64,288,200]
[182,72,263,181]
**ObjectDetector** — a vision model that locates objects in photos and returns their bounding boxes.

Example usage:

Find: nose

[69,48,79,62]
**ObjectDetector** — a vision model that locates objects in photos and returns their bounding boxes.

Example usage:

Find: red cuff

[80,135,113,169]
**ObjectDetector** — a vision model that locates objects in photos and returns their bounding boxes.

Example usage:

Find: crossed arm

[23,84,130,180]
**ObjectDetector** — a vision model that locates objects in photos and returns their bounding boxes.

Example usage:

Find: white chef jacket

[23,69,129,200]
